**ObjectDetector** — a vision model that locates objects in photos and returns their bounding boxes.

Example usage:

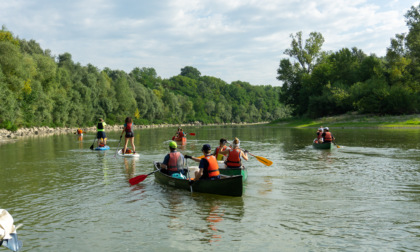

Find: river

[1,125,419,251]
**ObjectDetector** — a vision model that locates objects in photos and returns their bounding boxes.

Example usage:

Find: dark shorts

[125,131,134,138]
[97,131,106,139]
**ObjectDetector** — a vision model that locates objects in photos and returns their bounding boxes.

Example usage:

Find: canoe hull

[173,137,187,145]
[153,162,243,197]
[312,142,333,149]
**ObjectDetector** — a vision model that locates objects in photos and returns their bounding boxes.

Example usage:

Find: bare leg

[123,137,129,154]
[130,137,135,152]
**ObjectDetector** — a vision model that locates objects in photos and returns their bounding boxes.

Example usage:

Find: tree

[180,66,201,80]
[284,31,325,73]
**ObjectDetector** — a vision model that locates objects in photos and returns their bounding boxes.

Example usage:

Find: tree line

[0,27,291,131]
[277,5,420,118]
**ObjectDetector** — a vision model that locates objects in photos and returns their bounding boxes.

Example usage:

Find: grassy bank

[270,113,420,128]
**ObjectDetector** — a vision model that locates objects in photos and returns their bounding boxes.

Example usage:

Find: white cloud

[0,0,416,86]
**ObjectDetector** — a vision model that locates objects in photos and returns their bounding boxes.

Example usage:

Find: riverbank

[271,113,420,128]
[0,121,268,143]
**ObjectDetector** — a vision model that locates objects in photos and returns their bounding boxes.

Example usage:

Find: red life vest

[178,131,184,137]
[205,155,220,178]
[323,132,332,142]
[168,152,181,172]
[126,123,132,132]
[226,149,241,167]
[215,146,227,160]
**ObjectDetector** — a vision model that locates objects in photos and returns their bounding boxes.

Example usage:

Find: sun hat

[169,141,177,149]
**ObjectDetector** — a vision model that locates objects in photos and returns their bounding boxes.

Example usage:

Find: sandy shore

[0,121,267,143]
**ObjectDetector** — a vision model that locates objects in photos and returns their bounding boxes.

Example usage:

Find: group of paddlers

[314,126,335,144]
[160,137,248,181]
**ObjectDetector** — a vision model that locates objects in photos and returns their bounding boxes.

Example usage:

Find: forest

[2,5,420,131]
[277,5,420,118]
[0,28,290,131]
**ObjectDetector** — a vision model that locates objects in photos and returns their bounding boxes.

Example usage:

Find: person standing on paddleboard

[97,118,107,147]
[121,117,136,155]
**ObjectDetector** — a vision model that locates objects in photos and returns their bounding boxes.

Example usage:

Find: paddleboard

[95,145,110,150]
[117,149,140,157]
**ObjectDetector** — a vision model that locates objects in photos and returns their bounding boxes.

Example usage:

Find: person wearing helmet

[160,141,185,175]
[185,144,220,180]
[322,127,335,143]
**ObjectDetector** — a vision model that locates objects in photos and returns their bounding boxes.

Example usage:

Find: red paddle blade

[129,174,148,185]
[189,133,196,136]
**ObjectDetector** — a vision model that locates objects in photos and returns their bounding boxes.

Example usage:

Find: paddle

[187,133,196,136]
[186,159,193,193]
[333,141,341,148]
[115,135,122,157]
[89,138,96,150]
[129,169,160,185]
[226,141,273,166]
[244,151,273,166]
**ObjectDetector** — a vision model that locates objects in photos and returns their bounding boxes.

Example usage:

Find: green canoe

[312,142,333,149]
[217,161,248,181]
[153,161,243,197]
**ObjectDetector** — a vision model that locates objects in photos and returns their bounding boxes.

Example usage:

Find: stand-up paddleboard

[95,145,110,150]
[117,149,140,157]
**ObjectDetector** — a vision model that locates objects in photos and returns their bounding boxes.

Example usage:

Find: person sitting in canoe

[212,138,229,160]
[219,137,248,168]
[314,127,323,143]
[160,141,185,176]
[121,117,136,155]
[96,118,107,147]
[185,144,220,180]
[322,127,335,143]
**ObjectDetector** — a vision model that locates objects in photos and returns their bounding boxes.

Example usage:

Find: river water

[1,125,419,251]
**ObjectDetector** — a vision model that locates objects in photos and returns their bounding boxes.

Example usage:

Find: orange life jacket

[77,129,82,134]
[168,152,181,172]
[215,146,227,160]
[204,155,220,178]
[323,132,332,142]
[226,149,241,167]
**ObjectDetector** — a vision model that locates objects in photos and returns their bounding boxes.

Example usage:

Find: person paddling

[96,118,107,147]
[185,144,220,180]
[212,138,229,160]
[160,141,185,176]
[121,117,136,155]
[219,137,248,168]
[322,127,335,143]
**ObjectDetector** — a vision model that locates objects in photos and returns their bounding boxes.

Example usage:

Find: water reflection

[193,196,244,244]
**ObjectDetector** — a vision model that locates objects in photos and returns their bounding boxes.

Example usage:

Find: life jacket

[168,152,182,172]
[77,129,82,134]
[126,123,132,132]
[323,132,332,142]
[215,146,227,161]
[178,131,184,137]
[204,155,220,178]
[317,131,322,140]
[226,149,241,167]
[99,142,105,147]
[97,122,104,131]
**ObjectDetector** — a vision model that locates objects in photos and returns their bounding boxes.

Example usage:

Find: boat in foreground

[312,142,333,149]
[153,161,243,197]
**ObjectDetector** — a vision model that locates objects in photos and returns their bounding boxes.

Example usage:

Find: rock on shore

[0,121,267,143]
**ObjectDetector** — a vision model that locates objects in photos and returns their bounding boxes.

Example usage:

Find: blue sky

[0,0,417,86]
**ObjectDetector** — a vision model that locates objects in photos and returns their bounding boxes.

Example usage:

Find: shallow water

[1,126,419,251]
